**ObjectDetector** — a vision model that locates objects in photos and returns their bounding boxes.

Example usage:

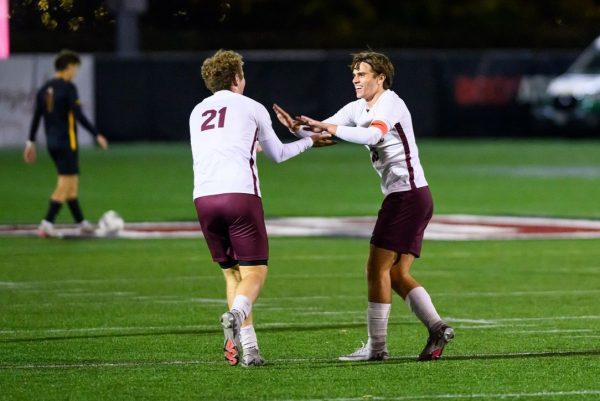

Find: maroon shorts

[370,186,433,258]
[194,193,269,267]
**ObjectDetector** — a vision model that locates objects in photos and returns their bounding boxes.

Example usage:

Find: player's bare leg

[221,265,267,366]
[390,254,454,361]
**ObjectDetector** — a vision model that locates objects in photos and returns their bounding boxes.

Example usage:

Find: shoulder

[237,93,265,110]
[62,81,78,94]
[340,97,365,114]
[382,90,405,106]
[233,93,270,120]
[378,90,409,117]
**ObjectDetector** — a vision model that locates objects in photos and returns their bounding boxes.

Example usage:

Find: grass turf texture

[1,139,600,223]
[0,237,599,400]
[1,140,599,400]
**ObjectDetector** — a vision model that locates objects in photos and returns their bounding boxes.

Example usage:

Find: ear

[233,73,243,87]
[377,74,386,86]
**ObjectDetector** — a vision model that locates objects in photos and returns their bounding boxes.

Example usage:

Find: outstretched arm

[298,115,384,146]
[260,133,335,164]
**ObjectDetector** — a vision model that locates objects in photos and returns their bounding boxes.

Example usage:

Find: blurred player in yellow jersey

[24,50,108,237]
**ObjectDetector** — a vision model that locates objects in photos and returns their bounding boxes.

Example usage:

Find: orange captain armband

[369,120,388,135]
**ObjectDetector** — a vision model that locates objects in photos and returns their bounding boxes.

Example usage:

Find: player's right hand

[23,141,36,164]
[96,134,109,150]
[310,133,337,148]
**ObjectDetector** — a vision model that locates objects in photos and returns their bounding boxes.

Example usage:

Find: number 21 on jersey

[201,107,227,131]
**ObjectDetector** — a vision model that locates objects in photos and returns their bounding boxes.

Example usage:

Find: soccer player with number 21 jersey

[189,50,334,367]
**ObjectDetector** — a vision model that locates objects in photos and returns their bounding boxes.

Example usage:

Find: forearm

[74,106,99,136]
[289,127,313,139]
[260,136,313,163]
[290,116,339,139]
[334,125,383,145]
[28,111,42,142]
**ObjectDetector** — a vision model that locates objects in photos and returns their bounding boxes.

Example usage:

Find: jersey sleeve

[69,84,100,137]
[255,103,313,163]
[28,91,43,142]
[335,125,383,145]
[323,98,387,145]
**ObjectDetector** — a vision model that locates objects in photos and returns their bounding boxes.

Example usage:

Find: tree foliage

[8,0,600,51]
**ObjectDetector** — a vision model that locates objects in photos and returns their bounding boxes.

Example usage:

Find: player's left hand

[96,134,108,150]
[273,103,302,133]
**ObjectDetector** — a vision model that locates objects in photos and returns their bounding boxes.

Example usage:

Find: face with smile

[352,62,386,104]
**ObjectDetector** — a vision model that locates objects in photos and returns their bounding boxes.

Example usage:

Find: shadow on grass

[1,349,598,371]
[266,349,600,370]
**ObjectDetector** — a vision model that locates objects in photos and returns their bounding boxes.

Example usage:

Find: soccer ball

[97,210,125,236]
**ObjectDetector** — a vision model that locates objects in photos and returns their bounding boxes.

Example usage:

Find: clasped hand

[272,104,336,147]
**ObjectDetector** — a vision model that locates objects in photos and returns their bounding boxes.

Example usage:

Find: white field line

[432,289,600,298]
[507,329,594,334]
[279,390,600,401]
[0,320,366,336]
[2,272,598,294]
[447,315,600,323]
[2,289,600,310]
[0,315,598,337]
[569,335,600,338]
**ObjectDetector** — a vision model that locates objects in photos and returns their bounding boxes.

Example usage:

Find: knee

[366,264,388,282]
[391,267,413,283]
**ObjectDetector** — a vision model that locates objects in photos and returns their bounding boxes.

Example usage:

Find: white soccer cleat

[339,342,389,362]
[78,220,95,236]
[38,220,59,238]
[241,347,265,367]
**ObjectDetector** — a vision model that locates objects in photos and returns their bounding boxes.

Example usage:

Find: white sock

[231,294,252,321]
[405,286,442,330]
[367,302,391,351]
[240,324,259,351]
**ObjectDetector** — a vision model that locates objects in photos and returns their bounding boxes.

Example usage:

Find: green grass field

[1,140,599,400]
[2,140,600,223]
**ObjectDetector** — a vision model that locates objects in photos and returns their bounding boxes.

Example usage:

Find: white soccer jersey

[325,90,428,195]
[190,90,312,198]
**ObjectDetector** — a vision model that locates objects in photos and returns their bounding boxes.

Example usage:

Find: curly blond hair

[201,49,244,93]
[350,51,394,89]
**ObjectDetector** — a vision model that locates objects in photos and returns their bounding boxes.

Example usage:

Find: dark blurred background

[8,0,600,52]
[3,1,600,141]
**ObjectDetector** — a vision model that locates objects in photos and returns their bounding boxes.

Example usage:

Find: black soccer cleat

[418,321,454,361]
